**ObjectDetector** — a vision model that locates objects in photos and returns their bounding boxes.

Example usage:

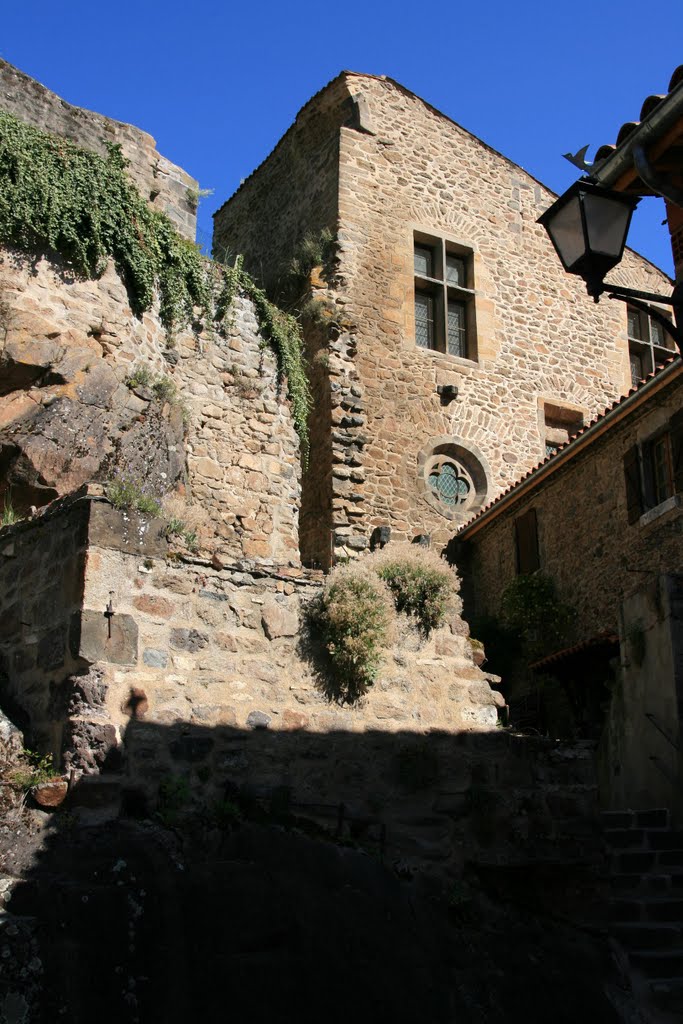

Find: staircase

[605,808,683,1019]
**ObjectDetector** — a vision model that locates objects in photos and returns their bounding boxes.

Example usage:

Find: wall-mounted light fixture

[436,384,459,405]
[538,178,682,352]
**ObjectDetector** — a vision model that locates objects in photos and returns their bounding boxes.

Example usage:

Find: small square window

[541,401,584,459]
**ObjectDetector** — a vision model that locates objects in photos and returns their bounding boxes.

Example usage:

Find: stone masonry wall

[214,72,672,566]
[0,249,301,567]
[0,497,544,875]
[0,496,90,755]
[332,75,672,556]
[461,368,683,645]
[212,76,347,289]
[0,59,197,240]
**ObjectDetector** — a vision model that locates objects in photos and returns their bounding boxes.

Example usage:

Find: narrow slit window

[415,291,434,349]
[447,300,466,358]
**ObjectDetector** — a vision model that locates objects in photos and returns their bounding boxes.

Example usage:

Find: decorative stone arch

[417,435,492,522]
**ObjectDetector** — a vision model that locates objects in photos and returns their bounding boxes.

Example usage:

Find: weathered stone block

[75,610,138,665]
[89,503,166,556]
[170,628,209,652]
[143,647,169,668]
[261,601,298,639]
[246,710,271,729]
[37,626,66,670]
[133,594,174,618]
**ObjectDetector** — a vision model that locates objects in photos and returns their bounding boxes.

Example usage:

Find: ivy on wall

[0,111,311,460]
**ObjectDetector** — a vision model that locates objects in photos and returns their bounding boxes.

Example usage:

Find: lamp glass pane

[545,195,585,271]
[583,194,631,258]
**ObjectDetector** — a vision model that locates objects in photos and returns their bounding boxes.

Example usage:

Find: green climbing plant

[0,111,312,460]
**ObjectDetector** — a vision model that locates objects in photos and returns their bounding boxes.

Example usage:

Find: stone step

[610,897,683,923]
[66,774,123,808]
[612,922,681,951]
[604,828,646,849]
[606,829,683,854]
[650,978,683,1014]
[629,948,683,979]
[612,872,683,894]
[649,832,683,852]
[602,808,670,830]
[615,850,683,873]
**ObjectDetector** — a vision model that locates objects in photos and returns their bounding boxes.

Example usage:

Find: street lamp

[538,178,683,353]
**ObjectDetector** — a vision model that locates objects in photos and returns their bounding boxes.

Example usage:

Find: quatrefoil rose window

[418,438,489,521]
[427,457,473,508]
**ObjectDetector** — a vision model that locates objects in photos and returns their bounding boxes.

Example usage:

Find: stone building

[457,64,683,820]
[214,71,671,569]
[0,64,517,876]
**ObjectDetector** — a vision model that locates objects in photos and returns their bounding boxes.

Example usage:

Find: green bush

[312,564,395,704]
[372,546,458,634]
[0,112,312,462]
[500,572,575,656]
[10,750,60,790]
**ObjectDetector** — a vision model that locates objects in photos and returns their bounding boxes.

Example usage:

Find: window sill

[639,493,683,528]
[414,346,478,368]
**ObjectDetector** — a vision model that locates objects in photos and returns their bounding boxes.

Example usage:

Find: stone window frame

[411,229,477,363]
[537,398,585,461]
[417,436,491,522]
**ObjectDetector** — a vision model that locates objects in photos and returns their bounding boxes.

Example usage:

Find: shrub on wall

[311,564,395,704]
[500,572,575,658]
[308,546,458,703]
[370,545,459,635]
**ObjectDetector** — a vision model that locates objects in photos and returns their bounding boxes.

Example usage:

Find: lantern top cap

[537,178,640,229]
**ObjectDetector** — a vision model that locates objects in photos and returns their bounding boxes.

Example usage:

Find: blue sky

[2,0,681,276]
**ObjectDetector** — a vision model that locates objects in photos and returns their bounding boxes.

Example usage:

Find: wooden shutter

[670,408,683,494]
[623,445,643,523]
[515,508,540,575]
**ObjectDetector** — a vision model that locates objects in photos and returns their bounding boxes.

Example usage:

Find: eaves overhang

[589,66,683,197]
[457,356,683,542]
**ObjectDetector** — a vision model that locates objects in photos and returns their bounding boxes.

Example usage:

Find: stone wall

[0,249,301,567]
[0,59,197,240]
[459,366,683,645]
[214,72,672,566]
[599,574,683,821]
[0,497,568,875]
[0,496,90,754]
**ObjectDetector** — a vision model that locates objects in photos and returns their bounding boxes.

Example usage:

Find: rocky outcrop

[0,254,187,513]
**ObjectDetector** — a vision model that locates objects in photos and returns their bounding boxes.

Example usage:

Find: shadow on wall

[0,713,618,1024]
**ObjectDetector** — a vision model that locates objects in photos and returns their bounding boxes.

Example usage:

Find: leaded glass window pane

[629,350,644,387]
[415,292,434,349]
[651,319,666,347]
[627,308,642,340]
[447,300,466,357]
[428,460,471,507]
[545,442,560,458]
[414,245,433,278]
[445,254,466,286]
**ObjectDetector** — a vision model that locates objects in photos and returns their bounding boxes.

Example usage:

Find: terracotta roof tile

[591,65,683,170]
